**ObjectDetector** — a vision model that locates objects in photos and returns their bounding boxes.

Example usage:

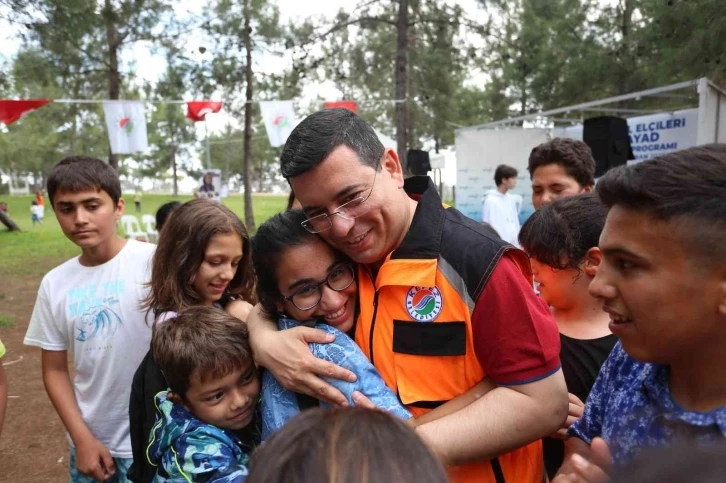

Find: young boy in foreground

[24,156,155,482]
[554,144,726,482]
[148,306,260,482]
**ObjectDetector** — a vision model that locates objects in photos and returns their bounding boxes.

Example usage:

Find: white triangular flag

[259,100,298,147]
[103,101,149,154]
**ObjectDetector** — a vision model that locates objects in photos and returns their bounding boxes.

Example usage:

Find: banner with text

[560,108,699,162]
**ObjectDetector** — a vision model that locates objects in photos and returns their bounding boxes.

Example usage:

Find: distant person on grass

[24,156,156,483]
[31,200,43,225]
[36,187,45,219]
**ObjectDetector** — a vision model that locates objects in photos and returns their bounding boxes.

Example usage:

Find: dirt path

[1,261,71,482]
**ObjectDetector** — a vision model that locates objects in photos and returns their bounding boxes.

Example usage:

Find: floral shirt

[568,342,726,465]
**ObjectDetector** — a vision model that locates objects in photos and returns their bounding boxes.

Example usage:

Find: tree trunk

[617,0,635,98]
[0,210,21,232]
[104,0,120,170]
[395,0,409,172]
[242,0,256,231]
[171,147,178,197]
[407,19,416,150]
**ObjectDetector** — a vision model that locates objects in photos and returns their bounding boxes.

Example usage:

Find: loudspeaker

[583,116,635,178]
[407,149,431,175]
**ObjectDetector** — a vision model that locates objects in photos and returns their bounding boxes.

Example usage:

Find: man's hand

[247,304,357,406]
[74,436,115,481]
[554,437,612,483]
[553,392,585,439]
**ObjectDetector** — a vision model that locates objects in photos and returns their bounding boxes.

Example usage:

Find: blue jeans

[69,446,133,483]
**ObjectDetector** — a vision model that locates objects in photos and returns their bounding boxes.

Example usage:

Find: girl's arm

[225,299,254,323]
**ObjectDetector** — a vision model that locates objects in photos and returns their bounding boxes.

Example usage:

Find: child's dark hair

[528,138,596,187]
[155,201,182,232]
[151,306,253,398]
[494,164,518,186]
[31,200,37,206]
[247,407,448,483]
[519,193,608,273]
[596,144,726,264]
[47,156,121,206]
[143,199,256,316]
[251,209,320,316]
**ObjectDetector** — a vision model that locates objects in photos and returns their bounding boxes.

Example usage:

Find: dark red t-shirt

[471,254,561,385]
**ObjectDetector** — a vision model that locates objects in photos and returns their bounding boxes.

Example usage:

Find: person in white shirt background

[482,164,521,247]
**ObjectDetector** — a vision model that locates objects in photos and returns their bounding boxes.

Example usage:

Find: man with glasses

[247,108,567,483]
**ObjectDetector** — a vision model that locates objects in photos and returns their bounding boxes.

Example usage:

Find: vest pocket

[392,320,468,405]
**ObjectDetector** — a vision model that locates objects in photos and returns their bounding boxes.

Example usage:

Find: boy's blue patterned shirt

[568,342,726,465]
[261,317,411,441]
[147,391,258,482]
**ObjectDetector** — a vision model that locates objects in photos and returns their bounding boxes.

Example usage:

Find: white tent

[454,78,726,223]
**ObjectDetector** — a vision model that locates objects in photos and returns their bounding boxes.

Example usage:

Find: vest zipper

[369,290,380,366]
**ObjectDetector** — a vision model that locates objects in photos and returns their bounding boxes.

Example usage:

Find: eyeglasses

[283,263,356,311]
[301,167,379,234]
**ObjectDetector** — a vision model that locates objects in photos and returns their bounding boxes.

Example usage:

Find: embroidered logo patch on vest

[405,286,443,322]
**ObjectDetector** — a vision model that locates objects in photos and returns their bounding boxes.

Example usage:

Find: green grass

[0,193,288,278]
[0,315,13,328]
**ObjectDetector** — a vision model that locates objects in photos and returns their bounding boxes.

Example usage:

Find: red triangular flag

[324,101,357,113]
[186,101,223,122]
[0,99,52,126]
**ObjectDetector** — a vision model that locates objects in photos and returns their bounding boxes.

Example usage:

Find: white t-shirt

[482,190,522,247]
[24,239,156,457]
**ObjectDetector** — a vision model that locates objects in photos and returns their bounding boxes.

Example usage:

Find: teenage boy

[247,108,567,483]
[482,164,521,246]
[148,306,260,482]
[553,144,726,482]
[24,156,155,482]
[528,138,596,210]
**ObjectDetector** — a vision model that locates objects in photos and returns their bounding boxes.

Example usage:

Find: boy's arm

[0,363,6,437]
[246,305,355,406]
[42,350,116,481]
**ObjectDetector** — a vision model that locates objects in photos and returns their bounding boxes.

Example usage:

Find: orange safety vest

[354,177,544,483]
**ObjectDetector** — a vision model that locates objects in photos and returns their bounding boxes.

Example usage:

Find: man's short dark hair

[47,156,121,206]
[280,108,384,179]
[494,165,518,186]
[151,306,254,398]
[596,144,726,263]
[528,138,596,187]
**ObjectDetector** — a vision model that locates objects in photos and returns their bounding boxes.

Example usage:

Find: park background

[1,0,725,480]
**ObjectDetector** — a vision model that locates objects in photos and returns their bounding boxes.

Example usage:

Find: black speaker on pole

[583,116,635,178]
[407,149,431,175]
